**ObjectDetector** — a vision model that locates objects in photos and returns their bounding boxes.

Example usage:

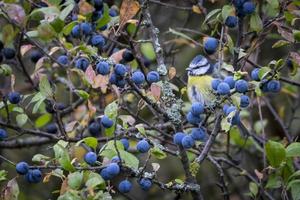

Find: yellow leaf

[192,5,202,14]
[168,67,177,80]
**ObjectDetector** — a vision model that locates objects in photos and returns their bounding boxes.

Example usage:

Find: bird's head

[186,55,212,76]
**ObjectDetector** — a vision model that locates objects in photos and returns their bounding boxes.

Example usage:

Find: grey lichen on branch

[161,82,183,125]
[139,0,167,76]
[139,0,183,125]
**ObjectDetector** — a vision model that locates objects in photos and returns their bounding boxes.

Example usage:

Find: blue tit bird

[186,55,216,106]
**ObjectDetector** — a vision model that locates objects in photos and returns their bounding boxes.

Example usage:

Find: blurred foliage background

[1,0,300,199]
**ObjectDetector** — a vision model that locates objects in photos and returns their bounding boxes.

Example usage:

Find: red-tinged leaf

[35,57,49,72]
[110,49,126,63]
[85,66,96,84]
[4,178,19,200]
[150,83,161,101]
[78,0,95,15]
[74,105,87,121]
[275,23,295,42]
[111,85,121,99]
[10,75,15,92]
[118,0,140,32]
[87,100,96,118]
[168,67,177,80]
[290,52,300,66]
[254,169,264,180]
[65,121,78,132]
[20,45,34,56]
[93,74,109,92]
[5,4,26,25]
[60,179,69,195]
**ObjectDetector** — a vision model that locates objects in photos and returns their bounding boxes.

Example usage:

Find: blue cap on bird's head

[186,55,212,76]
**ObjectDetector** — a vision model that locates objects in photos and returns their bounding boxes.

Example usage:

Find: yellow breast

[187,75,214,105]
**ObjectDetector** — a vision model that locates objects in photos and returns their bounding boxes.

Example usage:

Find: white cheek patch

[189,57,208,69]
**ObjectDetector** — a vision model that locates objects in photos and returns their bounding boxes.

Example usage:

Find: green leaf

[100,141,139,169]
[35,113,52,128]
[83,137,98,150]
[12,107,24,113]
[221,111,237,132]
[63,21,77,35]
[288,170,300,182]
[37,23,57,41]
[104,101,118,137]
[249,182,258,197]
[266,0,279,8]
[53,140,75,172]
[67,171,83,190]
[32,98,46,114]
[287,180,300,200]
[119,150,139,169]
[0,170,7,182]
[168,28,197,44]
[48,0,62,6]
[93,191,112,200]
[258,67,271,80]
[50,17,65,33]
[135,124,146,137]
[265,173,282,189]
[265,140,286,167]
[59,3,74,20]
[293,30,300,42]
[26,31,39,38]
[32,154,51,163]
[190,161,200,177]
[30,6,60,19]
[16,114,28,127]
[0,64,12,76]
[203,8,221,24]
[57,191,81,200]
[150,146,166,159]
[39,75,53,98]
[286,142,300,157]
[75,90,90,100]
[230,126,252,147]
[250,13,263,32]
[100,140,124,157]
[96,4,111,29]
[221,5,234,21]
[282,159,295,183]
[85,172,105,189]
[2,24,16,46]
[272,40,290,48]
[140,42,156,61]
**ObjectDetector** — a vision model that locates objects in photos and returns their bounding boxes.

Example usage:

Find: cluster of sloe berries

[16,161,42,183]
[173,127,207,149]
[251,68,281,93]
[87,115,114,136]
[233,0,256,17]
[82,136,152,192]
[211,76,249,97]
